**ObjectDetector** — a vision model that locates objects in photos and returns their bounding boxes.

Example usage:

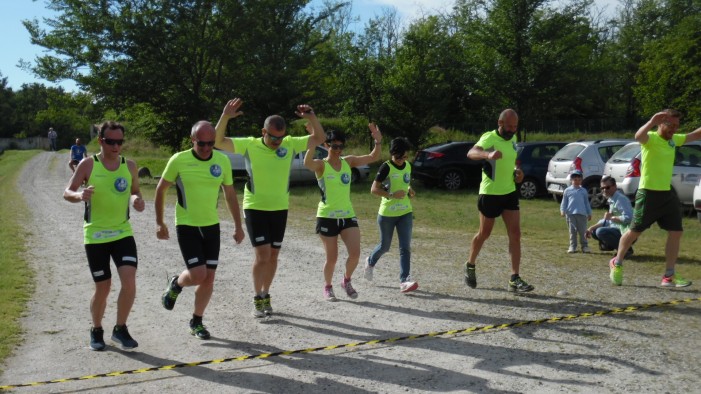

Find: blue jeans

[593,227,622,250]
[368,212,413,283]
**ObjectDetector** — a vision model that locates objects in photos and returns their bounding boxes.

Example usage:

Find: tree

[0,74,16,138]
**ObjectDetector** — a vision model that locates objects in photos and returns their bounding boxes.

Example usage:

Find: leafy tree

[0,74,16,138]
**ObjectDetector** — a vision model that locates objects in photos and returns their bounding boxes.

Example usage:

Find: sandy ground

[1,151,701,393]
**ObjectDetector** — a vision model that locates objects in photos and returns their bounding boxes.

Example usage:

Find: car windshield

[552,144,585,161]
[608,143,640,163]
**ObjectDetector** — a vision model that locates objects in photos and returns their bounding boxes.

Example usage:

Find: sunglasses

[102,138,124,146]
[196,140,215,147]
[329,143,345,150]
[266,133,286,142]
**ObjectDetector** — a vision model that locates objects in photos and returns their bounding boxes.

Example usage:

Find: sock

[466,263,476,269]
[92,326,102,332]
[614,258,622,267]
[343,276,350,284]
[511,274,520,281]
[324,284,332,289]
[191,315,203,326]
[665,268,675,278]
[258,291,267,298]
[171,279,183,292]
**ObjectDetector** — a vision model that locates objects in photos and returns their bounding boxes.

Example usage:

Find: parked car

[412,141,483,190]
[515,141,567,199]
[546,139,631,208]
[604,140,701,206]
[220,145,371,185]
[693,179,701,222]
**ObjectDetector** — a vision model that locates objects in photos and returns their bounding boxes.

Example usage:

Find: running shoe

[341,278,358,299]
[262,294,273,316]
[189,320,211,340]
[609,257,623,286]
[660,275,692,288]
[464,264,476,289]
[111,325,138,349]
[567,247,576,253]
[252,296,265,318]
[400,280,418,293]
[582,246,591,253]
[364,257,374,281]
[161,275,181,310]
[90,327,105,351]
[508,277,534,293]
[324,286,337,302]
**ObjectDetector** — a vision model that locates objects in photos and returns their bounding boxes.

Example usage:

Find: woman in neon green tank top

[304,124,382,301]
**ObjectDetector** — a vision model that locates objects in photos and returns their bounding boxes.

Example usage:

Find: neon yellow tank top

[84,155,133,244]
[378,161,412,217]
[316,159,355,218]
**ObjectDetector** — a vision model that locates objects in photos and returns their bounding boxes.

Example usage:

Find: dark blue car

[516,141,567,199]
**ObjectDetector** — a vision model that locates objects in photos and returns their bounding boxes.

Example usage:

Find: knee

[189,268,208,285]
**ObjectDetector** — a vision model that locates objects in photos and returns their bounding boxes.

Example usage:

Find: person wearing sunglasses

[365,137,419,293]
[303,125,382,301]
[608,110,701,287]
[585,176,633,256]
[214,98,325,318]
[63,121,145,351]
[464,109,534,293]
[155,121,245,339]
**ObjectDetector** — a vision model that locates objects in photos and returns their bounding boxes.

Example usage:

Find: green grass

[0,151,38,372]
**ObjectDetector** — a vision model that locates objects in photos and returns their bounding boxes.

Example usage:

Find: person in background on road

[214,98,325,318]
[609,109,701,287]
[586,176,633,256]
[364,137,419,293]
[48,127,58,151]
[156,121,244,339]
[304,124,382,301]
[560,170,592,253]
[69,138,88,173]
[63,121,144,351]
[463,109,534,293]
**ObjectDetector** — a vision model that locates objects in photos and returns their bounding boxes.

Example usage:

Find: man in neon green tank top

[155,121,245,339]
[464,109,534,293]
[214,98,326,318]
[609,110,701,287]
[304,125,382,301]
[64,121,145,351]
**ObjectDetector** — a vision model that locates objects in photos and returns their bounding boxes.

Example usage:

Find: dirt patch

[2,151,701,393]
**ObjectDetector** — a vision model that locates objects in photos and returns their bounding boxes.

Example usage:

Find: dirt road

[1,151,700,393]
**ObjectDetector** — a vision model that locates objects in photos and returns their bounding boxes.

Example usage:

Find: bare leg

[339,226,361,279]
[468,213,495,265]
[91,279,111,328]
[115,266,136,326]
[193,268,216,316]
[664,231,683,271]
[320,235,339,286]
[502,210,521,275]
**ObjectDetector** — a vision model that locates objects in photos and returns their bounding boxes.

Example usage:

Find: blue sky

[1,0,616,93]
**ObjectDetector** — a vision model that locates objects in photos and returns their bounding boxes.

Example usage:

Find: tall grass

[0,151,37,371]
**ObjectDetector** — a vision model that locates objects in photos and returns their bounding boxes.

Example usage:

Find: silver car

[546,140,631,208]
[604,140,701,205]
[220,145,371,184]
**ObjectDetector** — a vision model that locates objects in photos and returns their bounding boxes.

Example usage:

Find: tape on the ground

[1,297,699,390]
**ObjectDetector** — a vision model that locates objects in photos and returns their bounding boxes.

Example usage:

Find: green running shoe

[609,257,623,286]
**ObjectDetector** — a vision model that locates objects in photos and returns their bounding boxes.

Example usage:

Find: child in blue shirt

[560,170,592,253]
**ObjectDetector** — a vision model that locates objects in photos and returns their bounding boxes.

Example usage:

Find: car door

[672,144,701,205]
[290,146,327,184]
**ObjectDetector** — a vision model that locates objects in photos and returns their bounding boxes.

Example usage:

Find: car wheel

[350,168,360,184]
[586,183,606,209]
[519,178,539,199]
[441,169,463,190]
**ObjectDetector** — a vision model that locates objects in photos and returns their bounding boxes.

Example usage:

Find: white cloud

[355,0,454,22]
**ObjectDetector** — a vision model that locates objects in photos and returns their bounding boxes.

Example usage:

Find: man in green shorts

[464,109,534,293]
[214,98,325,317]
[63,121,145,351]
[156,121,245,339]
[609,110,701,287]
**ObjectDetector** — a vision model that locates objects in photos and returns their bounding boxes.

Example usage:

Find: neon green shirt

[161,149,233,226]
[378,161,413,217]
[84,155,134,244]
[316,159,355,218]
[475,130,517,195]
[233,135,310,210]
[639,131,686,191]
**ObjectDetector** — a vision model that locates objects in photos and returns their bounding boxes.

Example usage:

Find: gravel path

[1,151,701,393]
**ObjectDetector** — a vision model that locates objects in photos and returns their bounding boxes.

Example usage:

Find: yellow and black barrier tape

[1,296,699,390]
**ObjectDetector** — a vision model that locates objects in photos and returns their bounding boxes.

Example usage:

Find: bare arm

[635,112,668,144]
[345,123,383,167]
[127,159,145,212]
[214,98,244,152]
[303,147,325,176]
[154,178,173,240]
[222,184,245,244]
[468,145,501,160]
[684,125,701,143]
[296,104,326,149]
[63,158,94,203]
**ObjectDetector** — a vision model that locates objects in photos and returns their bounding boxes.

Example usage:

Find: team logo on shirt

[276,147,288,158]
[403,173,411,183]
[210,164,222,177]
[668,140,675,147]
[114,177,128,192]
[341,173,351,184]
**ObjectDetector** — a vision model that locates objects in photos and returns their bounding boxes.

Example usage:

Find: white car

[219,145,371,184]
[603,141,701,206]
[694,179,701,222]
